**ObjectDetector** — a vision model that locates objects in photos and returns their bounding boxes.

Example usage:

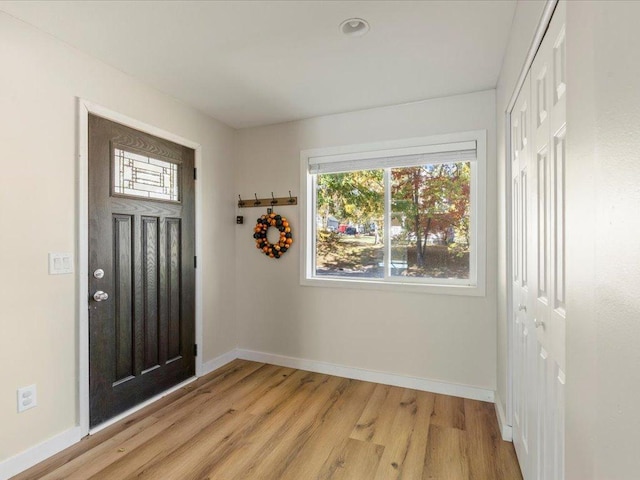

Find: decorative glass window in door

[113,148,180,201]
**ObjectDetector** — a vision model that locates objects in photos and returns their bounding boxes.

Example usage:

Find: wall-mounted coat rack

[238,191,297,208]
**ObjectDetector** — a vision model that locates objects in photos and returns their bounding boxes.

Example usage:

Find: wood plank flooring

[11,360,523,480]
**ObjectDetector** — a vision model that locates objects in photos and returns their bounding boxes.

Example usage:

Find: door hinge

[194,167,197,180]
[193,344,198,356]
[194,255,197,268]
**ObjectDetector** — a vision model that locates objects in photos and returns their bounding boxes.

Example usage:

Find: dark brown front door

[88,114,195,427]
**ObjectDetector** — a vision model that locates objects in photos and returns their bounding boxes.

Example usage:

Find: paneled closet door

[511,2,565,479]
[530,1,566,478]
[511,73,538,480]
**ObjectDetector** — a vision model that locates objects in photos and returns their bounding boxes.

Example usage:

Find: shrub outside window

[300,131,486,296]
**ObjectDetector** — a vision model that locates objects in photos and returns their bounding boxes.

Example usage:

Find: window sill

[300,275,485,297]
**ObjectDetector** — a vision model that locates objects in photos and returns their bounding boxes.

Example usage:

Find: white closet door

[511,2,566,479]
[530,1,566,478]
[512,71,538,479]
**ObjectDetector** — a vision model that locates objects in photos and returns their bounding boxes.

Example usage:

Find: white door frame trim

[504,0,557,432]
[76,99,204,436]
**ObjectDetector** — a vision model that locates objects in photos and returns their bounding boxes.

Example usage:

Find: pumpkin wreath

[253,212,293,259]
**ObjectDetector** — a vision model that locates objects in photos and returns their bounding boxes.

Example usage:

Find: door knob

[93,291,109,302]
[518,304,527,312]
[534,318,545,329]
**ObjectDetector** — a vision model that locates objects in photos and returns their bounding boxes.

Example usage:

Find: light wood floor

[12,360,522,480]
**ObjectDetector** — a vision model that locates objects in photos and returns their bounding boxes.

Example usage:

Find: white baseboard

[201,349,239,376]
[494,392,513,441]
[0,426,82,480]
[236,348,495,403]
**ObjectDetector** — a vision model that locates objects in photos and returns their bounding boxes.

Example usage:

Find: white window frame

[300,130,486,296]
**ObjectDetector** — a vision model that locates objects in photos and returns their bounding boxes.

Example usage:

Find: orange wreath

[253,212,293,259]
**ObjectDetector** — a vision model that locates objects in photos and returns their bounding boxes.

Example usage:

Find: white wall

[0,12,236,462]
[235,90,497,392]
[495,0,547,424]
[566,2,640,478]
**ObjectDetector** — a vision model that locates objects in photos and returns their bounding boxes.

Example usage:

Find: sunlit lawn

[316,234,469,279]
[316,235,383,277]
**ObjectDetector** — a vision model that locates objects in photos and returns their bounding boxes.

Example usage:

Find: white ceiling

[0,1,517,129]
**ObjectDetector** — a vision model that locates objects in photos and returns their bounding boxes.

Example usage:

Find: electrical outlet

[17,385,37,413]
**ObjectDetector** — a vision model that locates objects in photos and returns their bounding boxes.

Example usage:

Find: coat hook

[271,192,278,205]
[238,194,246,207]
[254,193,262,206]
[288,190,295,204]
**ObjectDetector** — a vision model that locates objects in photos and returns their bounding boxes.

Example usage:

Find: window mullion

[384,168,391,280]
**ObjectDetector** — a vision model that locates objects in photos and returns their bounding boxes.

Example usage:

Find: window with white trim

[300,131,486,295]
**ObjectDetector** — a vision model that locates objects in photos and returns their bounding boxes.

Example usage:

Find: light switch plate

[49,253,74,274]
